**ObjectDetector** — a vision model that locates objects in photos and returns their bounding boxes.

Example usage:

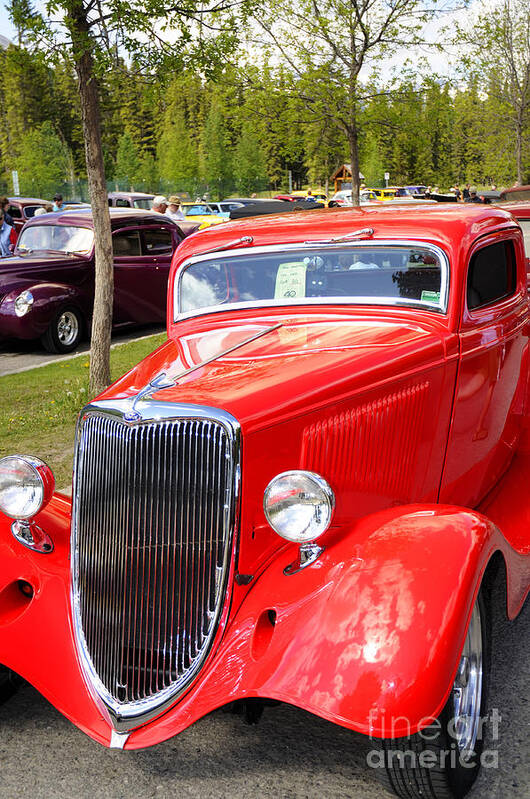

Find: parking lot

[0,324,165,376]
[0,595,527,799]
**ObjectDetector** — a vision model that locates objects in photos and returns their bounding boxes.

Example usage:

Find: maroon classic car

[0,208,199,353]
[7,196,50,234]
[107,192,155,210]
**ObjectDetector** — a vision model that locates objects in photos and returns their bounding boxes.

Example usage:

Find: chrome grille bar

[71,401,240,731]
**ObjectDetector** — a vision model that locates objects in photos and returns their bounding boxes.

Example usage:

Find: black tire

[41,305,83,354]
[373,590,489,799]
[0,664,22,704]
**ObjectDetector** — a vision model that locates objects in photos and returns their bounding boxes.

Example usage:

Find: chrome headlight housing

[14,290,34,317]
[0,455,54,519]
[263,470,334,543]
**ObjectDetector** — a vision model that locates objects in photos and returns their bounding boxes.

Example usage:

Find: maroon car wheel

[41,306,83,354]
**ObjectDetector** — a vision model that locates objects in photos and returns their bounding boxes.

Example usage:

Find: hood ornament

[123,373,176,421]
[123,322,283,422]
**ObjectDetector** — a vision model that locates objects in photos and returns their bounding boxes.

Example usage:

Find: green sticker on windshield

[421,290,441,303]
[275,261,307,299]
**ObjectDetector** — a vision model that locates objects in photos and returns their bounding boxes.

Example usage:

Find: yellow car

[181,202,226,228]
[291,189,328,206]
[367,188,398,202]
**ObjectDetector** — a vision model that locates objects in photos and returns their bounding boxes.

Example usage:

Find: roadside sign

[12,170,19,195]
[384,171,389,187]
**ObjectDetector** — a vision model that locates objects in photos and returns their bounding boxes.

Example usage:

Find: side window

[112,230,141,257]
[8,205,22,219]
[23,205,41,219]
[142,228,173,255]
[467,240,517,310]
[115,198,130,207]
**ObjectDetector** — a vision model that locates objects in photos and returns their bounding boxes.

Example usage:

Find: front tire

[41,306,83,354]
[375,592,489,799]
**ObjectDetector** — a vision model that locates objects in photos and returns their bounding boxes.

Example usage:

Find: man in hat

[52,193,65,212]
[152,195,168,214]
[166,195,185,222]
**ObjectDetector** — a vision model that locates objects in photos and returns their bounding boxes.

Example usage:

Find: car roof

[8,196,49,204]
[23,207,179,229]
[108,191,154,199]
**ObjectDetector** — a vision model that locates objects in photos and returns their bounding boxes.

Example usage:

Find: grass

[0,332,166,490]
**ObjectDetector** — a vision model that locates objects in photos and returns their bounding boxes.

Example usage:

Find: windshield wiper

[304,227,375,245]
[199,235,254,255]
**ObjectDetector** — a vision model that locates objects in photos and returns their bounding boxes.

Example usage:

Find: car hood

[103,310,453,433]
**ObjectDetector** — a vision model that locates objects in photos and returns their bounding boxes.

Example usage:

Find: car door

[112,225,176,323]
[440,233,529,507]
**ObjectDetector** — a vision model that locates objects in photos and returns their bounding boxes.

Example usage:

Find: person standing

[0,210,13,256]
[462,184,471,201]
[0,197,14,228]
[52,194,65,212]
[165,196,185,221]
[152,195,168,214]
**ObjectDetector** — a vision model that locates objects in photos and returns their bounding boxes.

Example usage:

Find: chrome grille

[72,402,239,727]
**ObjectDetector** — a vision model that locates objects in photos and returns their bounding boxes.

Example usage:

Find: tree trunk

[67,2,113,396]
[515,113,523,184]
[347,122,360,207]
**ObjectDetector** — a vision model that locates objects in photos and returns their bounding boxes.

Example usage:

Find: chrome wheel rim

[452,602,483,758]
[57,311,79,346]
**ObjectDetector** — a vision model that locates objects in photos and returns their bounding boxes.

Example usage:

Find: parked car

[329,189,379,206]
[6,196,50,234]
[0,205,528,799]
[502,201,530,266]
[0,208,192,353]
[499,184,530,203]
[208,201,244,217]
[108,192,155,210]
[181,202,226,227]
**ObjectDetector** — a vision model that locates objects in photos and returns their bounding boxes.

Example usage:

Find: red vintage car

[0,204,528,799]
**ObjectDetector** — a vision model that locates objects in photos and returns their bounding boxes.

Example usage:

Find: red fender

[0,501,527,749]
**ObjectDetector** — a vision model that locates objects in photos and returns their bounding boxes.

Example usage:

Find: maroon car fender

[0,283,87,339]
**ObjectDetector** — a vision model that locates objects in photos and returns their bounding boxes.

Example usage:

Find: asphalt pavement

[0,593,527,799]
[0,324,165,376]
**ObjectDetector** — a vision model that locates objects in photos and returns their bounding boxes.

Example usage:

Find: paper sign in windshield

[275,262,307,299]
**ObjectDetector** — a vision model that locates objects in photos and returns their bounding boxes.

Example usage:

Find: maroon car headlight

[0,456,54,519]
[264,470,334,543]
[14,290,34,317]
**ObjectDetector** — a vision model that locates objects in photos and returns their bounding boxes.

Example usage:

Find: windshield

[177,244,448,317]
[133,198,153,209]
[17,224,94,254]
[183,204,215,216]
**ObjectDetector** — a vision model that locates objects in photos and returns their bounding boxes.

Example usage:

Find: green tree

[115,132,142,188]
[201,97,232,199]
[14,0,243,394]
[252,0,462,204]
[233,121,268,194]
[15,121,71,197]
[456,0,530,183]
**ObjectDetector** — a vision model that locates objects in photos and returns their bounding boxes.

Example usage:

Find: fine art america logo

[366,709,502,770]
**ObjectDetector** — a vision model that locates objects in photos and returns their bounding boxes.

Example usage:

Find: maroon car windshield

[177,244,448,317]
[17,225,94,254]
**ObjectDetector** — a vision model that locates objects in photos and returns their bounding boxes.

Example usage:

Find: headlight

[263,470,334,543]
[14,290,34,317]
[0,456,54,519]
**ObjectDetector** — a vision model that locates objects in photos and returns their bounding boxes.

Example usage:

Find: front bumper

[0,495,526,749]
